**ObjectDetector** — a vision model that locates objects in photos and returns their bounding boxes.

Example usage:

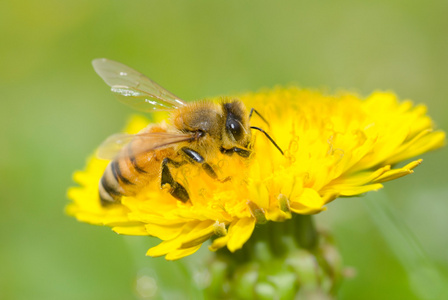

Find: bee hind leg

[161,158,189,203]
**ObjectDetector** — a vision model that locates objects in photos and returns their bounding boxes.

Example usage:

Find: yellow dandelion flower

[66,87,445,260]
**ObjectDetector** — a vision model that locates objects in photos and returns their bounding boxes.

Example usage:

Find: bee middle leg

[181,147,230,182]
[161,147,232,202]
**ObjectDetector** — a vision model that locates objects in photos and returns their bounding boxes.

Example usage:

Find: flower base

[206,215,344,299]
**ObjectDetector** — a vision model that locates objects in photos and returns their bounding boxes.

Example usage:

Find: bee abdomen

[129,149,148,174]
[98,160,130,206]
[111,159,135,186]
[99,178,120,206]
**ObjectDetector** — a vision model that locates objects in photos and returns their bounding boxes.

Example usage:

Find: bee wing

[92,58,186,112]
[96,131,195,160]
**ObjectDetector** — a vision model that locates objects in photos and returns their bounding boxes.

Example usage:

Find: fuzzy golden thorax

[171,99,251,156]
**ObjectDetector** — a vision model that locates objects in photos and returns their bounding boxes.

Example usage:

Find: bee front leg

[161,158,189,202]
[181,147,230,182]
[220,147,251,158]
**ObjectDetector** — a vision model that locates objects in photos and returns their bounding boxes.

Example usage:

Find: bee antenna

[249,108,270,128]
[250,126,284,156]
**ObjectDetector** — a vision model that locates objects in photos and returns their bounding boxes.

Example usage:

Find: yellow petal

[145,222,186,240]
[227,218,256,252]
[113,225,148,236]
[146,220,215,257]
[338,183,383,196]
[209,235,230,252]
[290,188,326,214]
[386,131,446,164]
[374,159,422,183]
[180,221,215,248]
[165,244,203,261]
[147,239,181,257]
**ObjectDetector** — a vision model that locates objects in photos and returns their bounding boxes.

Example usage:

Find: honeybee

[93,58,283,206]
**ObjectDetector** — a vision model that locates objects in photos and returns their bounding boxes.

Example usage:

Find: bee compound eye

[226,118,243,141]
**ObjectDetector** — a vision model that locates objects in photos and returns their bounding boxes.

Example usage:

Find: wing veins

[112,85,178,107]
[93,58,186,112]
[97,132,195,160]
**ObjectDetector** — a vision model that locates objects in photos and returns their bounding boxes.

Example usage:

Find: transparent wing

[92,58,186,112]
[97,132,195,160]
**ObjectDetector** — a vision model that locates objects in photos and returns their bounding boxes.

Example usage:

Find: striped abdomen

[98,145,175,206]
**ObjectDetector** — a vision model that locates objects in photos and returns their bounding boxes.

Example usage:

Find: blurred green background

[1,0,447,299]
